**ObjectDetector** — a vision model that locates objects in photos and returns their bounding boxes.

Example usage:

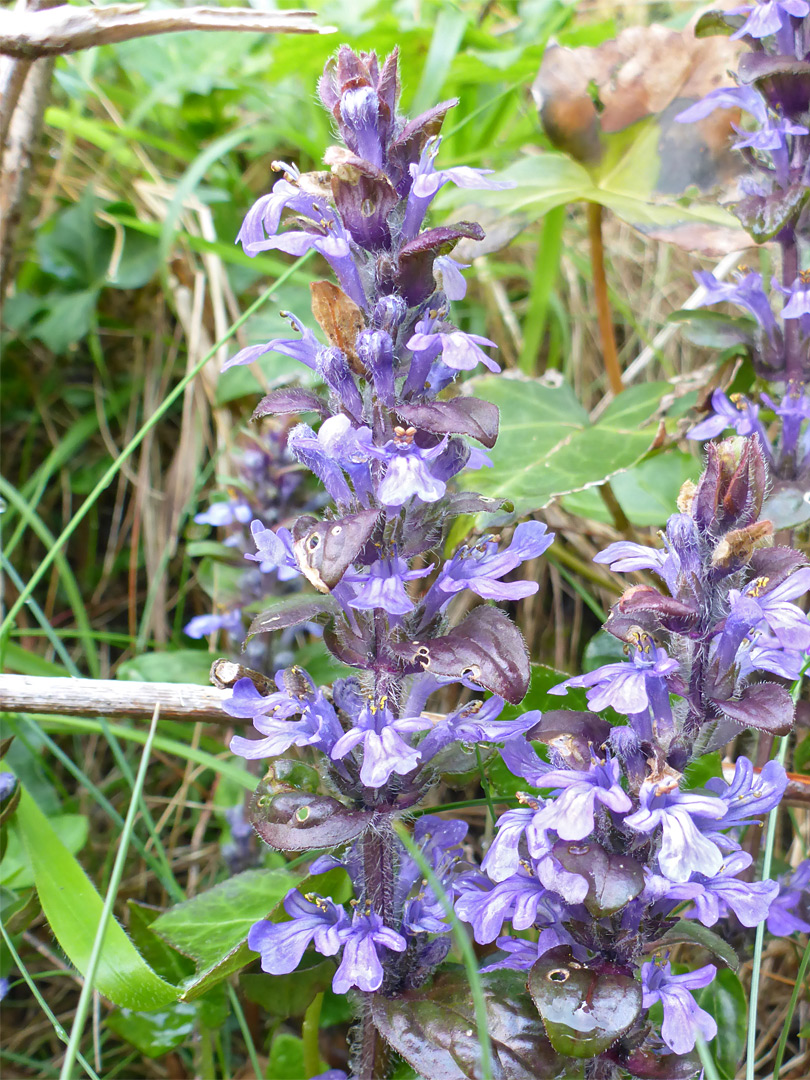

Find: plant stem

[302,992,324,1078]
[586,200,624,395]
[781,228,800,389]
[519,205,566,374]
[355,996,389,1080]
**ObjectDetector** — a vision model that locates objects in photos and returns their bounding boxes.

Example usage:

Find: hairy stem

[354,996,390,1080]
[586,200,624,396]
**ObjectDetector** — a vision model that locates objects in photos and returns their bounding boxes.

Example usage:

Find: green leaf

[32,289,100,353]
[13,787,178,1009]
[0,813,88,889]
[465,377,665,516]
[116,648,215,685]
[562,451,700,527]
[240,959,334,1019]
[696,969,747,1078]
[105,1002,197,1058]
[267,1032,324,1080]
[150,867,298,1001]
[654,920,740,972]
[667,309,756,349]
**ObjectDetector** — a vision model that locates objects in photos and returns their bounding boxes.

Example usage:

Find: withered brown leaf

[310,280,366,373]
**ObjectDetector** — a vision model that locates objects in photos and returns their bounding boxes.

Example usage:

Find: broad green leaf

[13,787,178,1009]
[33,289,99,354]
[116,648,215,685]
[0,812,88,889]
[268,1032,326,1080]
[654,920,740,972]
[105,1002,197,1058]
[562,451,700,527]
[240,959,334,1018]
[150,867,298,1001]
[697,969,747,1079]
[464,376,665,515]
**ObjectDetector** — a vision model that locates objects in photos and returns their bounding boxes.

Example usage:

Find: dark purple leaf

[397,222,485,304]
[526,710,611,769]
[528,953,642,1059]
[737,53,810,116]
[651,919,740,971]
[736,181,810,244]
[328,152,399,250]
[251,388,329,420]
[620,1048,701,1079]
[249,787,371,851]
[246,595,337,640]
[553,841,643,917]
[323,617,372,668]
[750,546,808,585]
[718,681,794,736]
[397,398,499,449]
[372,969,567,1080]
[387,99,457,195]
[391,606,530,704]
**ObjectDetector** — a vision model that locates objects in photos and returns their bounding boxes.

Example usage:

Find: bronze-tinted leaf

[621,1047,701,1079]
[310,280,366,371]
[372,968,568,1080]
[717,681,794,737]
[397,397,499,449]
[246,595,337,640]
[528,955,642,1059]
[526,710,611,769]
[391,605,530,704]
[249,787,370,851]
[398,223,485,304]
[553,841,644,917]
[251,388,329,420]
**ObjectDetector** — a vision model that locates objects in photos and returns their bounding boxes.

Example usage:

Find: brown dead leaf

[310,279,366,372]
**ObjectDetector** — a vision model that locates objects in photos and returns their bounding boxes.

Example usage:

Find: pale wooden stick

[0,5,333,59]
[0,672,239,722]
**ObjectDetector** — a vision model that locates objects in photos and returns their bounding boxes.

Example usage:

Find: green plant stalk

[59,708,161,1080]
[302,991,324,1078]
[746,734,791,1080]
[695,1034,722,1080]
[0,912,101,1080]
[0,251,313,653]
[772,937,810,1080]
[227,984,262,1080]
[0,553,79,674]
[394,823,493,1080]
[519,206,566,374]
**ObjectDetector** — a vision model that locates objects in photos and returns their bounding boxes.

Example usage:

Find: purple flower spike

[625,783,727,882]
[248,890,349,975]
[332,908,407,994]
[532,757,633,841]
[368,435,450,507]
[407,324,501,374]
[641,960,718,1055]
[728,569,810,652]
[688,388,764,441]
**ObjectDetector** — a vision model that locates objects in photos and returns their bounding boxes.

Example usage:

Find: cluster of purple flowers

[674,4,810,492]
[450,435,808,1065]
[212,41,808,1080]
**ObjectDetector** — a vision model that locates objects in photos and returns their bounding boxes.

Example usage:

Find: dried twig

[0,5,333,59]
[0,672,239,722]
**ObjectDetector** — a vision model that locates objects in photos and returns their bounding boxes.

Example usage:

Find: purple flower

[417,696,540,765]
[401,137,513,242]
[244,520,299,579]
[434,255,469,300]
[222,311,321,372]
[662,850,779,927]
[332,908,407,993]
[687,388,764,441]
[733,114,808,187]
[767,859,810,936]
[369,435,449,507]
[480,807,537,882]
[195,499,252,526]
[704,757,788,829]
[727,0,809,41]
[184,609,245,641]
[455,868,554,943]
[775,273,810,322]
[248,890,349,974]
[345,555,431,616]
[429,521,553,607]
[641,960,717,1055]
[407,322,500,374]
[480,929,576,972]
[530,757,633,841]
[549,639,679,741]
[689,269,778,340]
[727,569,810,651]
[330,701,429,788]
[624,783,727,882]
[676,86,767,127]
[227,673,343,760]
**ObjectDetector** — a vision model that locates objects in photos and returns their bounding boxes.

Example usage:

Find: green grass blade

[518,206,566,374]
